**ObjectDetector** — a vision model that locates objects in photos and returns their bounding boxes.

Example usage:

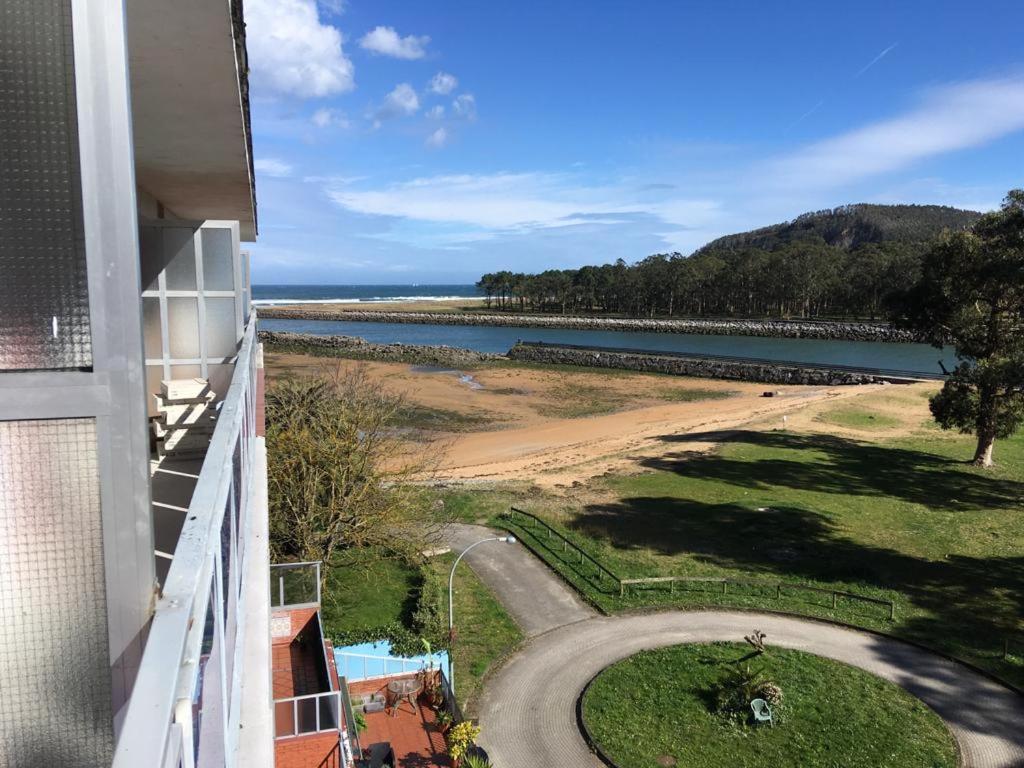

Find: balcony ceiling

[126,0,256,240]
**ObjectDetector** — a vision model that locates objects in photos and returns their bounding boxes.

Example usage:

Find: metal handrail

[113,316,259,767]
[505,507,620,583]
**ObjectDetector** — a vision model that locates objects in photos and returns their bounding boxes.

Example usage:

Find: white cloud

[376,83,420,120]
[246,0,354,98]
[452,93,477,120]
[426,105,445,120]
[429,72,458,95]
[318,0,346,14]
[326,172,719,233]
[426,127,448,148]
[254,157,293,177]
[311,108,351,129]
[770,76,1024,189]
[359,26,429,59]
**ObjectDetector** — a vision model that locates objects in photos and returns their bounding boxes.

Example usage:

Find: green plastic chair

[751,698,773,727]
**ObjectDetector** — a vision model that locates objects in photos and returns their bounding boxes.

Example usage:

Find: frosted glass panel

[0,0,92,371]
[167,297,200,358]
[201,229,234,291]
[206,298,238,357]
[170,364,202,380]
[139,226,162,292]
[0,418,113,765]
[163,229,197,291]
[142,297,162,360]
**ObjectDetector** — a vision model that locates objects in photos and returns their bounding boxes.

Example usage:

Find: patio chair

[750,697,773,727]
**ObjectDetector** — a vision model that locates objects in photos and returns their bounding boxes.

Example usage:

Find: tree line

[477,239,925,320]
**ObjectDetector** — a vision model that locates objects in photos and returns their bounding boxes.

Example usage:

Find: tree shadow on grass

[643,430,1024,512]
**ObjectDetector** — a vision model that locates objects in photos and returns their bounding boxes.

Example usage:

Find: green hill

[697,204,981,254]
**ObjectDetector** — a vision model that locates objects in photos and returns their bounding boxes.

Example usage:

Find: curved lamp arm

[447,534,516,695]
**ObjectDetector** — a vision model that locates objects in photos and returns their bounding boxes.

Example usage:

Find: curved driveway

[450,527,1024,767]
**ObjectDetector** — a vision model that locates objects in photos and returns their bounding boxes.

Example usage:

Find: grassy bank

[582,643,957,768]
[322,552,522,712]
[441,406,1024,687]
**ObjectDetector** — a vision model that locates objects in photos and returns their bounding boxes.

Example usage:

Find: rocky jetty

[258,330,503,367]
[507,342,887,385]
[257,308,917,343]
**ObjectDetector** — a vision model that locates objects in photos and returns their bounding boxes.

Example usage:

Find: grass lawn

[320,552,521,713]
[815,405,902,431]
[582,643,957,768]
[321,555,421,636]
[441,395,1024,687]
[657,387,737,403]
[426,554,524,712]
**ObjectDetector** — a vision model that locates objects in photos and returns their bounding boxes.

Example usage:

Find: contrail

[787,99,825,131]
[854,42,899,79]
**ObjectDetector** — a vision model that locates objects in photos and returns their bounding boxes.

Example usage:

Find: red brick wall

[274,732,342,768]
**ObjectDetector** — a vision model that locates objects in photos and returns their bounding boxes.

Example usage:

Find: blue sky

[246,0,1024,284]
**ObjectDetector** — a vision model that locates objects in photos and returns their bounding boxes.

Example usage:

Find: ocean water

[252,284,480,306]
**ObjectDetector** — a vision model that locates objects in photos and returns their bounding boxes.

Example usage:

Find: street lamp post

[447,535,516,696]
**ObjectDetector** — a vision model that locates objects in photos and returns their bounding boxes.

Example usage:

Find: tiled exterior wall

[275,732,343,768]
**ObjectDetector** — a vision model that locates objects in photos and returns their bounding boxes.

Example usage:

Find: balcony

[271,562,360,768]
[113,314,266,768]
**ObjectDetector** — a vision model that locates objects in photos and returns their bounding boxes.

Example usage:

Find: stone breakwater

[257,308,918,343]
[507,342,886,385]
[258,330,503,367]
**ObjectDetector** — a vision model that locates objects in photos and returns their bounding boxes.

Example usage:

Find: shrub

[709,663,783,723]
[447,721,481,764]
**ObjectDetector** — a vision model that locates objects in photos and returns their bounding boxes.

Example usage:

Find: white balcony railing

[114,316,260,768]
[273,691,342,739]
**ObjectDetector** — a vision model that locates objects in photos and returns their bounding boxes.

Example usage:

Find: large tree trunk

[973,431,996,467]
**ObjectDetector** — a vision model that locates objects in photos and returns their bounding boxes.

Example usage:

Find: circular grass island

[581,643,958,768]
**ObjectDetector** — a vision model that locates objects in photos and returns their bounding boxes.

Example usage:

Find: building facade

[0,1,272,766]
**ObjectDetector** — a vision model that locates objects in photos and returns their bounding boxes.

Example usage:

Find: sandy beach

[264,352,934,488]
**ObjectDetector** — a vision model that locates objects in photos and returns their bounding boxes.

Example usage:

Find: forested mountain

[697,204,980,254]
[477,204,982,320]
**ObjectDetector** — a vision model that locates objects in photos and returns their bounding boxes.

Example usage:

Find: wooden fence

[619,575,896,621]
[505,507,897,621]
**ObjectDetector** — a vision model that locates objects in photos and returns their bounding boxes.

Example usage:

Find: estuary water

[258,317,956,376]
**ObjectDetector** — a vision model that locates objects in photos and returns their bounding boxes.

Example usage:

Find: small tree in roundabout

[894,189,1024,467]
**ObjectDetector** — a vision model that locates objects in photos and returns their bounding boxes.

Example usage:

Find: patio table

[387,677,422,717]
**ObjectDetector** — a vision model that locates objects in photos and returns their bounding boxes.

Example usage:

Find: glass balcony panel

[167,298,200,359]
[143,296,163,360]
[205,298,238,357]
[201,228,234,290]
[163,229,197,290]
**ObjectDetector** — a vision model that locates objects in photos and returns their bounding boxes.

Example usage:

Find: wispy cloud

[375,83,420,121]
[311,108,351,129]
[246,0,354,98]
[324,171,719,236]
[854,42,898,79]
[452,94,477,120]
[254,157,293,177]
[429,72,458,95]
[359,26,429,60]
[425,127,449,148]
[769,76,1024,188]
